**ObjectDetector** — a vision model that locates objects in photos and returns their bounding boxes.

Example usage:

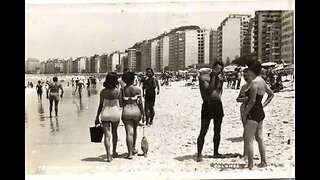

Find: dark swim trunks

[145,90,156,106]
[201,100,224,119]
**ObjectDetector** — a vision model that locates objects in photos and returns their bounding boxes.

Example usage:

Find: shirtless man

[197,61,225,162]
[142,68,160,126]
[47,77,64,117]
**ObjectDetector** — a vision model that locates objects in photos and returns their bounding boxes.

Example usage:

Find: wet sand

[25,78,294,179]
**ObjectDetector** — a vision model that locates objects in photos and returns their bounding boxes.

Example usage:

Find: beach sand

[25,79,294,179]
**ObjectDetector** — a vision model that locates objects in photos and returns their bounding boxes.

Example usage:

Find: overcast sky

[25,0,294,61]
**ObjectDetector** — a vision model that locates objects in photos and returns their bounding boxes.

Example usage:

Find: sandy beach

[25,77,294,179]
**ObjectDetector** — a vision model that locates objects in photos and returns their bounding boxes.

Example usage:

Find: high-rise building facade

[218,15,241,64]
[40,62,46,74]
[25,58,40,73]
[108,52,126,72]
[126,49,137,71]
[217,14,252,64]
[281,10,294,64]
[99,54,108,73]
[253,11,282,63]
[169,31,184,71]
[248,18,255,54]
[197,29,210,65]
[209,30,219,66]
[151,40,158,70]
[140,41,152,72]
[169,29,200,71]
[185,29,198,68]
[239,15,252,57]
[155,36,170,72]
[135,50,142,72]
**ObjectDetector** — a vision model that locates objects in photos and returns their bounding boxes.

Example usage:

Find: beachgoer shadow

[174,154,197,162]
[50,117,60,132]
[82,153,128,162]
[87,88,91,97]
[100,153,127,159]
[79,99,85,110]
[38,101,45,115]
[91,88,98,95]
[204,153,242,159]
[81,156,106,162]
[226,137,243,142]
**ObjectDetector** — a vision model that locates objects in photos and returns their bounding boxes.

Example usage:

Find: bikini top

[122,86,140,103]
[123,95,139,101]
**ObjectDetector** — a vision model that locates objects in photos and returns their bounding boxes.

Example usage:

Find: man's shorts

[201,100,224,119]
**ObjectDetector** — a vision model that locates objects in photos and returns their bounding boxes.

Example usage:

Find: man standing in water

[197,61,225,162]
[142,68,160,126]
[47,77,64,117]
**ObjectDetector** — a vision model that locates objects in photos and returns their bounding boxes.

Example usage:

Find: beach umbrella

[261,62,277,67]
[273,64,284,71]
[224,64,237,72]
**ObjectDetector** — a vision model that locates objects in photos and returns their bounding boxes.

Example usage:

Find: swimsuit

[49,92,60,101]
[144,77,157,106]
[100,99,121,122]
[245,89,265,122]
[122,91,141,121]
[37,85,43,94]
[201,99,224,120]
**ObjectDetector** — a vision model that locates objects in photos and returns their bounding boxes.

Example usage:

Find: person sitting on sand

[47,77,64,117]
[236,68,251,158]
[121,72,145,159]
[242,61,274,170]
[197,61,225,162]
[95,72,122,162]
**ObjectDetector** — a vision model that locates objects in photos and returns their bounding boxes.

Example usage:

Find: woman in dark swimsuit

[36,80,43,100]
[242,61,274,170]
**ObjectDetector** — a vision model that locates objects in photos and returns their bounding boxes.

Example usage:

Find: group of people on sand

[94,68,160,162]
[196,60,274,170]
[32,60,274,169]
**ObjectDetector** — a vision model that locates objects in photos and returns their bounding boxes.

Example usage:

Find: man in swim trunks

[142,68,160,126]
[47,76,64,117]
[197,61,225,162]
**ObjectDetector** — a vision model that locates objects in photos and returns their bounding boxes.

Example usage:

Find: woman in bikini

[95,72,122,162]
[121,72,144,159]
[242,61,274,170]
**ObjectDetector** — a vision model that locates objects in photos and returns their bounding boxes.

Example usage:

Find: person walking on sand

[95,72,122,162]
[236,68,252,158]
[242,61,274,170]
[142,68,160,126]
[121,72,145,159]
[197,61,225,162]
[47,77,64,117]
[74,79,85,98]
[36,80,43,100]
